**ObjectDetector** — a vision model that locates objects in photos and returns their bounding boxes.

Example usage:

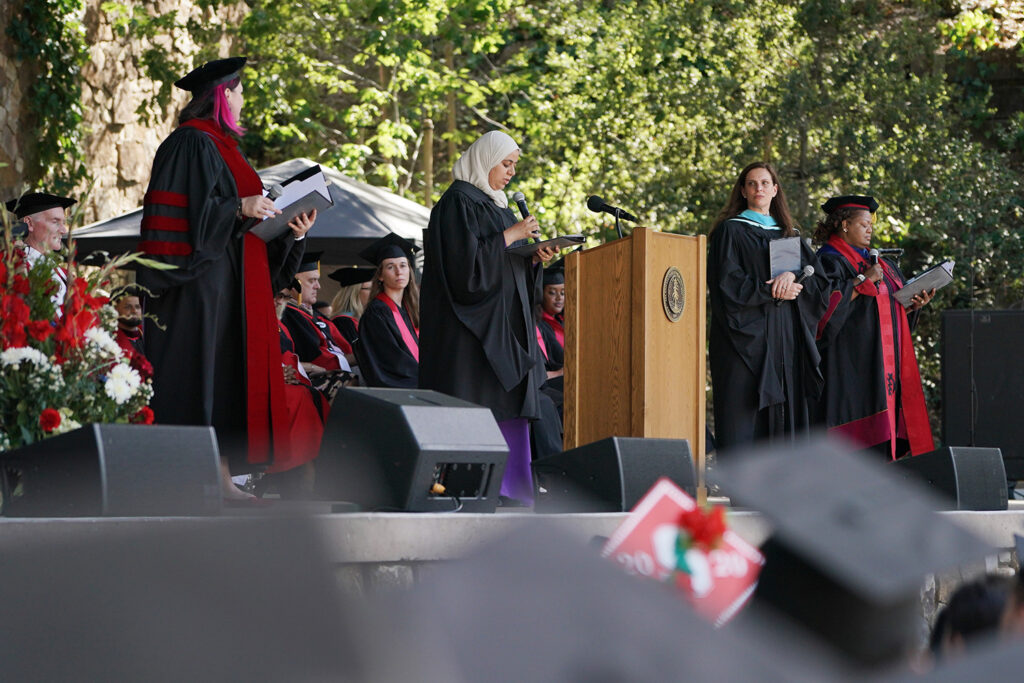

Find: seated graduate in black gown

[356,233,421,388]
[812,195,935,460]
[707,162,828,454]
[327,265,375,350]
[536,260,565,381]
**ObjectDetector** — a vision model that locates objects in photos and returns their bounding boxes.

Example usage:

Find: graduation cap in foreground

[358,232,419,266]
[375,523,842,682]
[328,265,375,287]
[4,192,76,219]
[713,435,993,668]
[0,516,370,681]
[174,56,246,93]
[821,195,880,215]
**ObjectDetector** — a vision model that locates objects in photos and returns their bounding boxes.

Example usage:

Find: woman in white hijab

[418,130,557,506]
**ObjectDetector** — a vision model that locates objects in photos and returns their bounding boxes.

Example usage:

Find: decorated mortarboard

[174,56,247,93]
[358,233,419,266]
[328,265,375,287]
[295,250,323,274]
[713,435,993,667]
[4,192,76,220]
[821,195,879,215]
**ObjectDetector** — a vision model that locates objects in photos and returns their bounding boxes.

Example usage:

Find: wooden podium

[563,227,706,497]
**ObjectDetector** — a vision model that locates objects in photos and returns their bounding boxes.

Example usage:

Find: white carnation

[104,376,134,405]
[0,347,50,368]
[107,363,141,392]
[85,327,123,358]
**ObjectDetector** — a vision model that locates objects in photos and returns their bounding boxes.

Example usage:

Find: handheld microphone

[239,183,287,236]
[869,248,879,266]
[775,265,815,306]
[511,191,530,219]
[586,195,639,222]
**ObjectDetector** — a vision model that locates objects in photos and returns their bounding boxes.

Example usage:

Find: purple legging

[498,418,534,505]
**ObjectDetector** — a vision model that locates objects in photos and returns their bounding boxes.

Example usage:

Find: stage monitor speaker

[533,437,695,513]
[942,310,1024,480]
[0,424,222,517]
[893,446,1007,511]
[315,387,508,512]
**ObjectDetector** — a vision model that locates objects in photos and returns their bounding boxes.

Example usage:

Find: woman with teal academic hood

[707,162,828,454]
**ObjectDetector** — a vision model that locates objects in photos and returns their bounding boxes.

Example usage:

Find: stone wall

[0,0,34,194]
[1,0,246,224]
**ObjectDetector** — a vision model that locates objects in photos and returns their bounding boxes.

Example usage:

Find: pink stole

[376,293,419,362]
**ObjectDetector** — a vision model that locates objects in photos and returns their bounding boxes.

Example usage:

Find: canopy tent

[71,158,430,267]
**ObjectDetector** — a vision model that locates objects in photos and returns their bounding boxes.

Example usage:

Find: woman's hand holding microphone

[503,215,540,247]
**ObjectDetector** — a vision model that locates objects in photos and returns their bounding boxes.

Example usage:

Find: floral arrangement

[671,503,728,579]
[0,221,162,453]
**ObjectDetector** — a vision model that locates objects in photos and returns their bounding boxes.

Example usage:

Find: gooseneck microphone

[775,265,815,306]
[511,191,530,219]
[586,195,639,222]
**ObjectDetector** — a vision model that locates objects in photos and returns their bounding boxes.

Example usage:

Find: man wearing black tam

[5,192,76,307]
[137,56,315,502]
[280,251,354,378]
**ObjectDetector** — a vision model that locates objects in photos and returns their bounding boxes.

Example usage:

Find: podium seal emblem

[662,267,685,322]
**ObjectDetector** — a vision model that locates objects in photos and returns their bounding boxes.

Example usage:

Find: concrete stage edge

[1,508,1021,565]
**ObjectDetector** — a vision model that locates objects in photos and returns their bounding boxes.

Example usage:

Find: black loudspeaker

[0,424,222,517]
[942,310,1024,480]
[893,446,1007,511]
[533,437,696,512]
[315,387,508,512]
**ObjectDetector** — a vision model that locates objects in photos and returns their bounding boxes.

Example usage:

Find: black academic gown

[419,180,545,422]
[707,217,828,453]
[814,248,925,455]
[331,314,359,349]
[537,314,564,373]
[357,297,419,388]
[281,303,345,371]
[138,125,303,467]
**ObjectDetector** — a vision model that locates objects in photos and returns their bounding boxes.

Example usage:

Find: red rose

[131,406,155,425]
[39,408,61,432]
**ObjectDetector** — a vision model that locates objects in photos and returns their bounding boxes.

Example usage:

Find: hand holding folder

[249,165,333,242]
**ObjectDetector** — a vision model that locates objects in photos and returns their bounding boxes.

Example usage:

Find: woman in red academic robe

[138,57,316,502]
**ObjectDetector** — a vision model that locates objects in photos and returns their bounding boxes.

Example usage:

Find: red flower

[39,408,61,433]
[131,406,155,425]
[11,274,30,295]
[130,353,153,380]
[26,319,54,342]
[1,294,30,348]
[678,505,728,551]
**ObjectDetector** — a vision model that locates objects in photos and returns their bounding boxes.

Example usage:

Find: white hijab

[452,130,520,208]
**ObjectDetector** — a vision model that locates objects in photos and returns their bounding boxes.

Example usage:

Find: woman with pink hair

[138,57,316,502]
